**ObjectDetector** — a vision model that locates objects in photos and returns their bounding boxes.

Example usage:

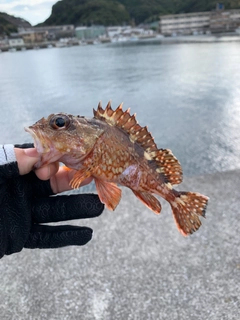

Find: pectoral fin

[70,168,91,189]
[132,190,161,214]
[62,165,71,171]
[94,178,122,211]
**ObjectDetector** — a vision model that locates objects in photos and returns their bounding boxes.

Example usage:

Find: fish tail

[170,191,209,236]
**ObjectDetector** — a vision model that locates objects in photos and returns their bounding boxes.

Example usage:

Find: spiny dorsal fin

[93,101,116,125]
[93,102,182,185]
[93,101,157,150]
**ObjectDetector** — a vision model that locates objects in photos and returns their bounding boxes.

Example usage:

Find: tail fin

[170,191,209,236]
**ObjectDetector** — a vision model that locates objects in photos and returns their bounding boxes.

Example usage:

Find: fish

[25,102,209,236]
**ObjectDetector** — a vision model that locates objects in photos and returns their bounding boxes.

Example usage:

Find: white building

[8,37,25,47]
[160,12,210,36]
[106,26,131,38]
[210,9,240,32]
[159,9,240,36]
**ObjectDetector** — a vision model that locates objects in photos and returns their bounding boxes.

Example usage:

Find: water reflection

[0,42,240,176]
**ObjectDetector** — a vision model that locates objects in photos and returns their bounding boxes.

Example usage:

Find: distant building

[159,8,240,36]
[18,25,75,40]
[106,26,131,38]
[18,30,47,43]
[210,9,240,33]
[75,26,106,40]
[159,12,210,36]
[8,36,24,47]
[0,37,8,48]
[75,26,87,40]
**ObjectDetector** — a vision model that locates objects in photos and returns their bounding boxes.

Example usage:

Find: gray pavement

[0,170,240,320]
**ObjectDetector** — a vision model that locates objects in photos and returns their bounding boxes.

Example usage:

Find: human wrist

[0,144,16,165]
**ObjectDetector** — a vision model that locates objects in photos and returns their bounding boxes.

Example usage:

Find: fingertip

[25,226,94,248]
[35,162,59,180]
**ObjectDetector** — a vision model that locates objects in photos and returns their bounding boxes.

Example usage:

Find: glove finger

[32,193,104,223]
[23,171,54,197]
[24,225,93,249]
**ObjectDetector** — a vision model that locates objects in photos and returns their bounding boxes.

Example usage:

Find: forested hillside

[0,12,31,35]
[41,0,240,26]
[1,0,240,30]
[42,0,130,26]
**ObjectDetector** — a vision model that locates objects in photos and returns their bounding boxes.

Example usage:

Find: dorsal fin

[93,101,158,150]
[150,149,183,185]
[93,101,117,125]
[93,102,183,185]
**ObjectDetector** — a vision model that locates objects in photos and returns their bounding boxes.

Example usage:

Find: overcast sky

[0,0,58,25]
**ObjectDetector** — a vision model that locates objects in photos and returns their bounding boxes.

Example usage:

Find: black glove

[0,143,104,259]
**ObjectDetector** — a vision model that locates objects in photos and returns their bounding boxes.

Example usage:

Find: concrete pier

[0,169,239,319]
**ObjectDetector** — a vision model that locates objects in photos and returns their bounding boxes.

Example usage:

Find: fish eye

[50,114,71,130]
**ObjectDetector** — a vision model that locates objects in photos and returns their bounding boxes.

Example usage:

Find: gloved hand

[0,143,104,259]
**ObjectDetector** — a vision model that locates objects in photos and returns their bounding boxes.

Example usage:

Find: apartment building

[18,25,75,40]
[160,12,210,36]
[210,9,240,32]
[159,9,240,36]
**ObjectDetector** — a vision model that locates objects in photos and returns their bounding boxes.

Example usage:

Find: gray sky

[0,0,58,25]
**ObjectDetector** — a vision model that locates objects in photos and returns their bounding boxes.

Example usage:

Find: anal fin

[70,168,91,189]
[94,178,122,211]
[132,190,161,214]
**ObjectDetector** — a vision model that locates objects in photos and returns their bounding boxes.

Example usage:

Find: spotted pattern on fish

[25,102,209,236]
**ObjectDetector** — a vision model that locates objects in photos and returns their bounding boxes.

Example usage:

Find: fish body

[26,102,208,236]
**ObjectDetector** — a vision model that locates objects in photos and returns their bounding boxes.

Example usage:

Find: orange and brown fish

[25,102,209,236]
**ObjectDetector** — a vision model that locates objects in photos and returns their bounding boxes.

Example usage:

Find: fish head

[25,113,104,168]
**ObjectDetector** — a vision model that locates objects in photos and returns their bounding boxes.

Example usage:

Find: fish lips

[24,126,51,154]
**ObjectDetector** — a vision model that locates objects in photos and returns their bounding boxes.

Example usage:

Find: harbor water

[0,41,240,176]
[0,40,240,320]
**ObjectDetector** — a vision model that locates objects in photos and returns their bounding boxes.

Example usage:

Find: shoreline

[1,32,240,53]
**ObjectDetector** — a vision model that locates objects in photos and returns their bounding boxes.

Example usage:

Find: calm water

[0,42,240,176]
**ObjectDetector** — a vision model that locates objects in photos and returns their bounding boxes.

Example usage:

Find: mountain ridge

[40,0,240,26]
[0,12,31,35]
[1,0,240,34]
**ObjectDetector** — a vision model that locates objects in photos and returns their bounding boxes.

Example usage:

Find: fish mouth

[24,126,51,154]
[24,125,64,169]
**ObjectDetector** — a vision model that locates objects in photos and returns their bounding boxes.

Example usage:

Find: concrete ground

[0,170,239,320]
